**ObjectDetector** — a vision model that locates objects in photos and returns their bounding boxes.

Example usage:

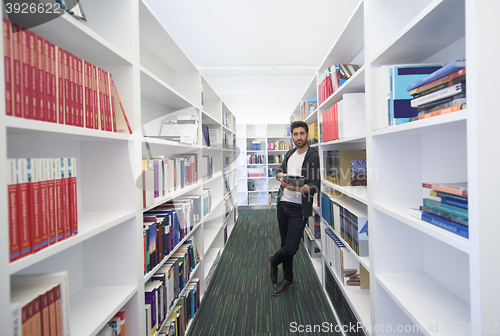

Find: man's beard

[294,139,307,148]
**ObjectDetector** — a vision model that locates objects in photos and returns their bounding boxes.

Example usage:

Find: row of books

[142,154,198,208]
[97,308,126,336]
[321,191,368,257]
[2,19,132,133]
[321,93,365,142]
[202,189,212,218]
[250,141,262,150]
[8,158,77,262]
[143,199,201,274]
[268,140,291,151]
[323,149,367,187]
[204,248,222,288]
[156,278,200,336]
[223,110,231,128]
[145,253,200,336]
[11,271,70,336]
[410,182,468,239]
[201,155,214,181]
[325,265,364,333]
[222,131,234,149]
[247,154,265,165]
[300,96,318,120]
[307,123,319,144]
[268,154,284,164]
[268,168,277,178]
[308,213,321,239]
[408,60,466,122]
[317,63,360,106]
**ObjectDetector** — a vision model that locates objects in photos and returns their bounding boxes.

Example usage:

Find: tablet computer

[282,174,305,186]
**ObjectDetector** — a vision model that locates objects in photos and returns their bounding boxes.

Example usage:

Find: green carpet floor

[187,208,340,336]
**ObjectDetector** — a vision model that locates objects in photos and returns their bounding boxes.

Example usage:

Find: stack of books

[407,60,466,121]
[323,149,366,187]
[267,154,284,164]
[410,182,468,238]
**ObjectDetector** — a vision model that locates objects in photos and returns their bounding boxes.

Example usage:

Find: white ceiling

[145,0,360,122]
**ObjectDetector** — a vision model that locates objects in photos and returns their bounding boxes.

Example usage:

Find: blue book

[423,198,468,220]
[410,209,468,238]
[407,59,466,91]
[321,192,332,226]
[390,64,442,125]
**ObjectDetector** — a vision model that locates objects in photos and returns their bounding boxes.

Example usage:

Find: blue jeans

[272,201,307,281]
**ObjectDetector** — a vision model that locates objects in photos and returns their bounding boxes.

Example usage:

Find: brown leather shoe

[272,279,293,296]
[269,255,278,284]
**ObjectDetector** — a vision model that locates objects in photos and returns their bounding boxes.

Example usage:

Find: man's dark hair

[291,121,308,134]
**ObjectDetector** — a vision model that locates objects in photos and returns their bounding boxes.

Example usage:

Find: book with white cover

[340,93,365,138]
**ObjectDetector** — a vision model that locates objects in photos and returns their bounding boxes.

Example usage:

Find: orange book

[3,19,13,116]
[40,291,51,336]
[47,286,58,336]
[54,285,63,336]
[111,79,132,134]
[422,182,468,197]
[418,103,465,120]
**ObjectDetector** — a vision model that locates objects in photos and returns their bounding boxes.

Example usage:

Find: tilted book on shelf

[407,59,466,92]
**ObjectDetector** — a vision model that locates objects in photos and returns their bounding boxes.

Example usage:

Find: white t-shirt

[281,150,306,204]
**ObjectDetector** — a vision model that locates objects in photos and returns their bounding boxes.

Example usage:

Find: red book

[16,159,31,257]
[98,67,105,130]
[108,73,117,132]
[54,158,65,241]
[20,28,32,119]
[422,182,468,197]
[38,159,49,250]
[46,158,57,245]
[49,43,57,123]
[68,52,76,126]
[57,47,64,124]
[63,51,71,125]
[43,39,52,123]
[37,35,46,122]
[7,159,20,261]
[83,61,93,128]
[76,57,84,127]
[67,158,78,235]
[333,103,339,140]
[3,19,13,116]
[92,65,99,129]
[11,23,22,118]
[61,158,72,238]
[103,69,111,131]
[27,158,42,253]
[29,31,38,120]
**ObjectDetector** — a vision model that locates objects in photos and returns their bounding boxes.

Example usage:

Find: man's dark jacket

[276,146,320,218]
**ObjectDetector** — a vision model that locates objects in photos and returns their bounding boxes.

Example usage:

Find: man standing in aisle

[270,121,320,296]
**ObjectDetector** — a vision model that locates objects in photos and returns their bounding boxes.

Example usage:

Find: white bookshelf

[236,123,292,206]
[291,0,499,334]
[0,1,238,335]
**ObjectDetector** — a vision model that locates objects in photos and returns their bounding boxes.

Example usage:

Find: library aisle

[187,208,339,336]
